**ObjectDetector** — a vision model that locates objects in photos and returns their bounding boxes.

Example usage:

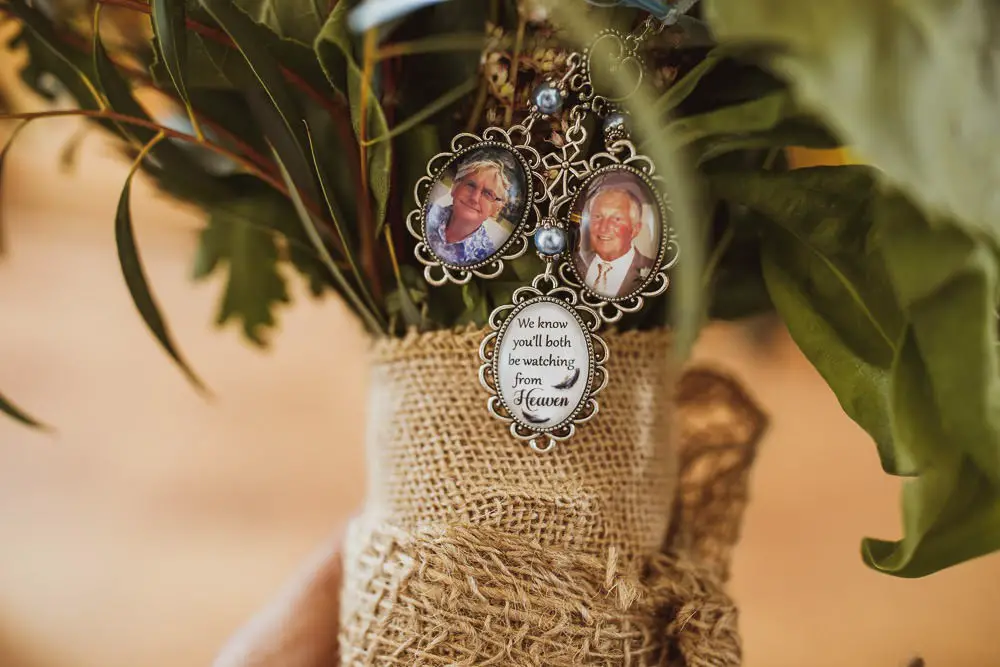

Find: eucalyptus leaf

[4,0,103,108]
[117,135,207,391]
[235,0,328,44]
[199,0,322,208]
[150,5,330,94]
[0,388,47,430]
[93,12,225,201]
[274,138,386,333]
[316,1,393,233]
[5,2,119,137]
[151,0,202,138]
[705,0,1000,245]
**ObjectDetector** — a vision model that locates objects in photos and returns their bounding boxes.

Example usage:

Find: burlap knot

[340,327,766,666]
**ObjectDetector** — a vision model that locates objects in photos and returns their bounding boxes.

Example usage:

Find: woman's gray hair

[455,158,511,202]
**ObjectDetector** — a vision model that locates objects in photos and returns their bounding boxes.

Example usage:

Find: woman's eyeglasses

[459,179,505,205]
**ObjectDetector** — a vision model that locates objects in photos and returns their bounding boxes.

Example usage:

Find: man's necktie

[595,261,612,292]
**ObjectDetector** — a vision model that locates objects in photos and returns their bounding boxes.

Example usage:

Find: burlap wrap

[340,326,765,666]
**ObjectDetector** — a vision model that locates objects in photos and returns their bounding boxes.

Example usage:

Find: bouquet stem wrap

[340,327,765,666]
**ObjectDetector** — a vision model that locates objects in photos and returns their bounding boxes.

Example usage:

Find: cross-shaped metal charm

[541,138,591,211]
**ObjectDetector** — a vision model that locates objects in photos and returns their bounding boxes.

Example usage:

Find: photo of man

[572,173,659,300]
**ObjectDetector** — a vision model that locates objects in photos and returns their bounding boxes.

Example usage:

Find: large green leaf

[864,330,1000,577]
[727,164,1000,576]
[863,196,1000,576]
[876,195,1000,487]
[192,193,293,345]
[705,0,1000,244]
[716,166,907,473]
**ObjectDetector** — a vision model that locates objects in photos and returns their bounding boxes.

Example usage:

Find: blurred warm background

[1,35,999,667]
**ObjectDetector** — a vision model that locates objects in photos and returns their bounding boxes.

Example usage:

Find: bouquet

[2,0,1000,662]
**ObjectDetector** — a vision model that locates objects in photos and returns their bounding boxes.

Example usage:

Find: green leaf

[363,75,477,146]
[235,0,328,44]
[704,0,1000,245]
[192,193,292,345]
[863,196,1000,577]
[117,134,207,391]
[198,0,322,208]
[732,166,1000,576]
[876,195,1000,486]
[151,0,204,139]
[654,43,748,115]
[315,1,392,232]
[273,138,386,333]
[863,330,1000,577]
[715,166,907,474]
[385,264,428,329]
[92,8,225,201]
[149,5,330,94]
[0,388,47,430]
[671,91,840,165]
[304,122,387,329]
[4,0,103,109]
[456,280,488,328]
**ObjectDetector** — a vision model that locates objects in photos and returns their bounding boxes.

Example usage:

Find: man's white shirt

[585,245,635,297]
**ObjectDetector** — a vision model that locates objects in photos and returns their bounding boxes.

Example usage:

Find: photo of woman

[424,146,527,267]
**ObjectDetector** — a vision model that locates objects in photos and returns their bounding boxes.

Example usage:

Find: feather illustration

[521,408,550,424]
[552,368,580,390]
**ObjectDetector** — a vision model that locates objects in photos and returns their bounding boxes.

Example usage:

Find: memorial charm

[479,273,608,453]
[408,16,679,451]
[406,130,545,285]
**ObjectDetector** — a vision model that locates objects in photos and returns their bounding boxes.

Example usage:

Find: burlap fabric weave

[340,326,766,666]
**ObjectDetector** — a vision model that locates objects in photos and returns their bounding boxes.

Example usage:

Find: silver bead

[534,226,567,256]
[604,112,626,132]
[532,82,563,115]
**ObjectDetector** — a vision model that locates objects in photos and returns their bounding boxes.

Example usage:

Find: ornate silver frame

[479,273,609,453]
[554,142,680,324]
[406,126,547,286]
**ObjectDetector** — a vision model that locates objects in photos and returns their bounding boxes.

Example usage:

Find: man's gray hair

[585,186,643,226]
[455,157,511,202]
